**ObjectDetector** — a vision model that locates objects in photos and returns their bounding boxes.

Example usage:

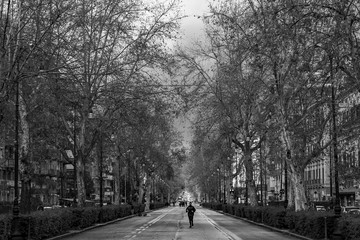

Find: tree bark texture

[280,122,307,211]
[19,90,32,213]
[244,152,257,206]
[114,156,120,205]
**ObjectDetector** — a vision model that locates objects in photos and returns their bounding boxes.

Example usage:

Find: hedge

[0,203,145,240]
[202,203,360,240]
[336,214,360,240]
[149,202,168,210]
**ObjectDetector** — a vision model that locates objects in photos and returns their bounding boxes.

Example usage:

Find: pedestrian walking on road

[186,202,196,228]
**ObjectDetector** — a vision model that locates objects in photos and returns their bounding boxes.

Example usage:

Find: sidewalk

[215,209,314,240]
[47,211,151,240]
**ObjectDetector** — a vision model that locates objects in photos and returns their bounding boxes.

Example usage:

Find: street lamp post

[284,154,288,209]
[98,132,104,207]
[331,83,341,216]
[245,180,248,205]
[223,166,226,203]
[260,142,263,206]
[73,107,77,207]
[329,56,343,240]
[217,168,221,202]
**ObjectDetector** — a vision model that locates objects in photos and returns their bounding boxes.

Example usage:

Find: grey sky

[174,0,210,149]
[179,0,210,45]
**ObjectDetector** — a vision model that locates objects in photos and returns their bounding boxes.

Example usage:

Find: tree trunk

[76,152,86,207]
[245,152,257,205]
[20,180,31,213]
[288,176,295,209]
[19,93,32,213]
[75,116,87,207]
[138,183,144,204]
[278,105,307,211]
[114,156,120,205]
[290,166,307,211]
[144,176,151,212]
[138,169,146,205]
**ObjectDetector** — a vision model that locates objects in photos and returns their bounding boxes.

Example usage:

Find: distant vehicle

[347,209,360,215]
[316,206,326,211]
[342,206,360,213]
[51,205,64,209]
[43,205,66,210]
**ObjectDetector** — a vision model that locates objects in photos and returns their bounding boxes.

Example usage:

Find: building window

[5,145,14,160]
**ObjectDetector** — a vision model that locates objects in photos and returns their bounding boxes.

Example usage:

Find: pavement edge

[46,210,152,240]
[211,208,314,240]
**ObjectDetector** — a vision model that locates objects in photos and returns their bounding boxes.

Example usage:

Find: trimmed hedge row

[149,202,168,210]
[285,210,337,239]
[337,215,360,240]
[202,203,360,239]
[0,203,146,240]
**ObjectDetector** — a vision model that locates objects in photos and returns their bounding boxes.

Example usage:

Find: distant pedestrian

[186,202,196,228]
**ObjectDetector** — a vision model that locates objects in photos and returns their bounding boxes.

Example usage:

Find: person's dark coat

[186,204,196,216]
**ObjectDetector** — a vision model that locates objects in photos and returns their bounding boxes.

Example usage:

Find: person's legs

[189,215,194,227]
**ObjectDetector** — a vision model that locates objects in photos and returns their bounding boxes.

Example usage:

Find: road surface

[60,205,300,240]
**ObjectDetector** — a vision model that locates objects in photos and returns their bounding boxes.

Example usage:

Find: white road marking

[199,211,244,240]
[124,208,175,239]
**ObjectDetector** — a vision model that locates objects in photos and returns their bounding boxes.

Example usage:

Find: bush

[28,208,73,239]
[0,202,12,215]
[0,214,11,239]
[133,203,145,214]
[285,210,336,239]
[150,202,167,210]
[337,214,360,240]
[0,203,145,240]
[201,203,346,239]
[262,207,287,229]
[201,202,222,210]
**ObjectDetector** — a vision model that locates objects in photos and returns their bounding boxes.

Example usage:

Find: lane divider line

[199,211,244,240]
[124,208,175,239]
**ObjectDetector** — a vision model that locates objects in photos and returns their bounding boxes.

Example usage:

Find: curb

[214,209,313,240]
[46,211,151,240]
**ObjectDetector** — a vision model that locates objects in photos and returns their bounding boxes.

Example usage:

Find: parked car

[316,206,326,211]
[342,206,360,213]
[347,209,360,215]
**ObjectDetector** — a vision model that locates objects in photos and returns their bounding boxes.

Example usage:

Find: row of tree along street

[181,0,360,212]
[2,0,360,216]
[0,0,188,211]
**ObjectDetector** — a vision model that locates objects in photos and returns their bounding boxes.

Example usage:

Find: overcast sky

[179,0,210,46]
[174,0,210,149]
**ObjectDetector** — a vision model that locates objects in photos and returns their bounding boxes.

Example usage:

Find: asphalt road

[59,205,300,240]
